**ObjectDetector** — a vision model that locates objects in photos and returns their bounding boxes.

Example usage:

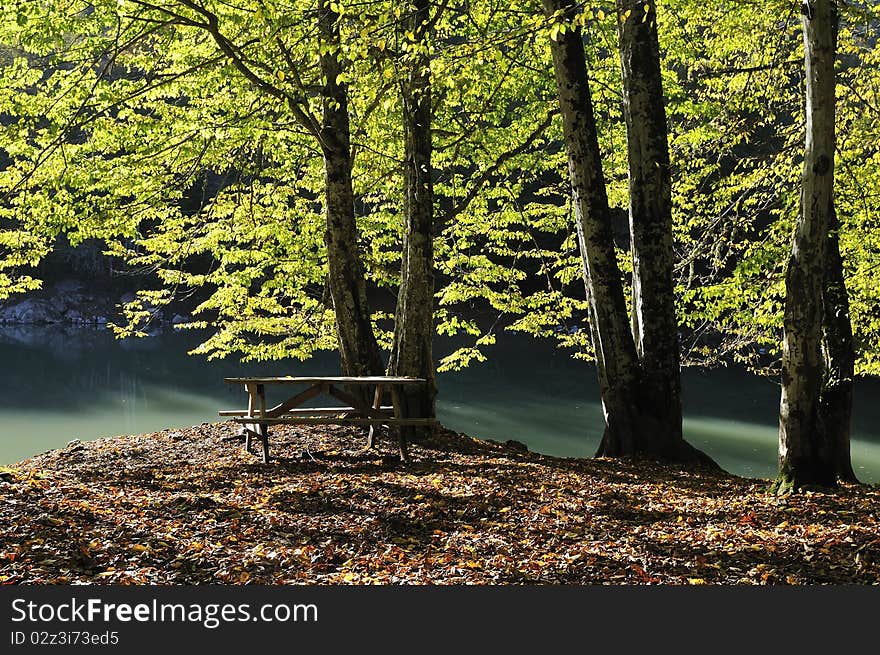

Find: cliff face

[1,280,108,325]
[0,282,190,328]
[0,235,194,328]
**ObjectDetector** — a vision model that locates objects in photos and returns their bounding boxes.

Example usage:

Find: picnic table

[219,376,437,463]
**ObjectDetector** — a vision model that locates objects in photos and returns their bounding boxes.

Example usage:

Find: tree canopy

[1,0,879,377]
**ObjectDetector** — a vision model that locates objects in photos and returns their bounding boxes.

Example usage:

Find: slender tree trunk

[389,0,437,437]
[616,1,684,457]
[774,0,839,494]
[317,1,384,383]
[819,208,858,482]
[543,0,643,455]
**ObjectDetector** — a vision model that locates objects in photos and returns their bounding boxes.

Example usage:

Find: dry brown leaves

[1,424,878,585]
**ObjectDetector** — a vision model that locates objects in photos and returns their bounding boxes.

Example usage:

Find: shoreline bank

[1,422,878,585]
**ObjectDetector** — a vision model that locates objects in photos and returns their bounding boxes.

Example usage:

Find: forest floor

[1,423,878,585]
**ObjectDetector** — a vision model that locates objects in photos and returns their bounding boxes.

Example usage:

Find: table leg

[258,383,270,463]
[365,383,384,450]
[244,383,256,453]
[259,425,270,464]
[390,386,409,463]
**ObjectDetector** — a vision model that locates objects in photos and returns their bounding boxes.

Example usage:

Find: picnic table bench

[219,376,437,463]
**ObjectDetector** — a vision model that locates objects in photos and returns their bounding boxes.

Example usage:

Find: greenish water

[1,326,879,482]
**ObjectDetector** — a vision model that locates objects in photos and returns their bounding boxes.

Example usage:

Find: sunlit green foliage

[1,0,879,375]
[661,0,880,375]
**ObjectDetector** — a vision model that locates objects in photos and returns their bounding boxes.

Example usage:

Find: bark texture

[389,0,437,435]
[616,1,684,454]
[543,0,643,455]
[775,0,839,494]
[317,1,384,382]
[544,0,713,466]
[819,208,858,483]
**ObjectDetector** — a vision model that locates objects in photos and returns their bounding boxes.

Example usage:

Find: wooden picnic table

[220,376,436,463]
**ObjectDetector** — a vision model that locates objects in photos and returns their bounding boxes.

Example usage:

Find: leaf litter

[1,423,878,585]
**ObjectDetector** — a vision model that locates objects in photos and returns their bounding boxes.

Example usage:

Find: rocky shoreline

[0,279,190,329]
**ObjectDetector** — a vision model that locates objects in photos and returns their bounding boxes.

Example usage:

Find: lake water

[2,325,879,483]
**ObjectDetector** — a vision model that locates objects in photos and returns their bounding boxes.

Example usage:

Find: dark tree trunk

[317,1,384,384]
[389,0,437,438]
[616,1,685,457]
[544,0,715,467]
[819,208,858,483]
[543,0,643,455]
[774,0,839,494]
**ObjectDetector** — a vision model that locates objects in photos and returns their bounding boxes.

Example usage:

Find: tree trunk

[616,1,684,456]
[317,1,384,384]
[389,0,437,438]
[774,0,838,494]
[819,208,858,483]
[543,0,643,456]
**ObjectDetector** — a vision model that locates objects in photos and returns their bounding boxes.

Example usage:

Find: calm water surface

[2,326,879,482]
